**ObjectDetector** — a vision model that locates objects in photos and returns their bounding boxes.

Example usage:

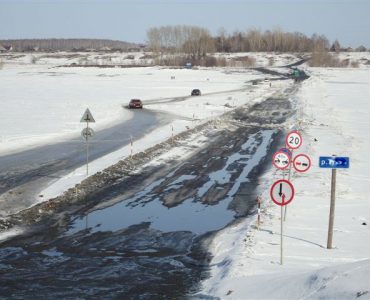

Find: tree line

[0,38,137,52]
[147,26,367,56]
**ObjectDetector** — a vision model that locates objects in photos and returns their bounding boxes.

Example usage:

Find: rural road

[0,108,172,215]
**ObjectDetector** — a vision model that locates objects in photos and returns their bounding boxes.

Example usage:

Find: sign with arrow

[286,130,302,150]
[273,151,291,170]
[319,156,349,169]
[270,179,295,206]
[80,108,96,123]
[293,154,311,172]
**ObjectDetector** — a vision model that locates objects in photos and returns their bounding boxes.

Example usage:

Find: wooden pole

[327,168,337,249]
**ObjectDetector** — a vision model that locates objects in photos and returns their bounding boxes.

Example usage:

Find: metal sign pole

[284,150,293,221]
[86,121,89,176]
[80,108,95,177]
[281,205,284,265]
[327,168,337,249]
[270,179,295,265]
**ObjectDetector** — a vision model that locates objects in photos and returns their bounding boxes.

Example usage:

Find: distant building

[0,44,12,52]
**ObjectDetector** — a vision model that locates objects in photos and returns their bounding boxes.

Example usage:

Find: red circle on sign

[272,151,291,170]
[285,130,302,150]
[293,154,311,172]
[270,179,295,206]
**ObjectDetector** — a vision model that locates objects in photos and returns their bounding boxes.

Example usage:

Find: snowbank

[200,66,370,298]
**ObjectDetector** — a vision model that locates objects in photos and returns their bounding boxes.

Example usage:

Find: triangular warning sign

[80,108,95,123]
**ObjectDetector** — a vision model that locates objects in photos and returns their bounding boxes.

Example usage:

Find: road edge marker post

[171,125,174,144]
[130,135,133,159]
[80,108,95,176]
[256,196,261,230]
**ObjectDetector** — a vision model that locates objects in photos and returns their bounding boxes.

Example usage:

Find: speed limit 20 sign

[286,130,302,150]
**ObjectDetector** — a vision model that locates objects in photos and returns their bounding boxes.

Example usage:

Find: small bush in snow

[308,50,351,68]
[350,61,359,68]
[28,55,38,64]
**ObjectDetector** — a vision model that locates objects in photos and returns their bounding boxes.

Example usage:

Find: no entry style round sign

[293,154,311,172]
[272,151,291,170]
[286,130,302,150]
[270,179,295,206]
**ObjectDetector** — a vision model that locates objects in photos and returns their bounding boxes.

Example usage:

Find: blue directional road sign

[319,156,350,169]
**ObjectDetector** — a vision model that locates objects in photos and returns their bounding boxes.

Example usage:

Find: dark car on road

[191,89,201,96]
[128,99,143,109]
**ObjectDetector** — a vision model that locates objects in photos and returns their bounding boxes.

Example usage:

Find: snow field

[0,62,269,155]
[200,66,370,299]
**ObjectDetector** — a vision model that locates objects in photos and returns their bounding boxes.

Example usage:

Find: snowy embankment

[200,66,370,299]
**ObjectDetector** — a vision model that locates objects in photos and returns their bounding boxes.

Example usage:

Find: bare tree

[330,40,341,52]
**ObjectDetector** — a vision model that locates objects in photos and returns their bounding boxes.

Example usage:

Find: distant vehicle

[191,89,201,96]
[128,99,143,109]
[252,80,258,85]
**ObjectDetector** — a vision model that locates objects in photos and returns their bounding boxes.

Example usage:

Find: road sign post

[327,168,336,249]
[283,152,312,221]
[80,108,96,176]
[284,151,293,222]
[319,156,349,249]
[270,179,295,265]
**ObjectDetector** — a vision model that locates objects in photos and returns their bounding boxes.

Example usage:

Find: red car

[129,99,143,109]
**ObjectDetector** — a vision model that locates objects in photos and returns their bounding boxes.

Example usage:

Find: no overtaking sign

[273,151,291,170]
